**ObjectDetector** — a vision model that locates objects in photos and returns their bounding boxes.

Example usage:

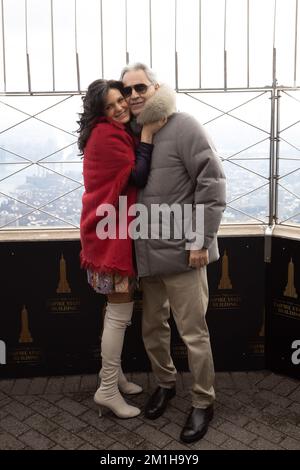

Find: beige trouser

[141,267,215,408]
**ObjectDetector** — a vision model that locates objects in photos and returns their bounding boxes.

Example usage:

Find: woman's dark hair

[77,79,125,155]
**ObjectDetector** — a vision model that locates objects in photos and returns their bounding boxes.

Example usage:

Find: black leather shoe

[180,405,214,443]
[144,386,176,419]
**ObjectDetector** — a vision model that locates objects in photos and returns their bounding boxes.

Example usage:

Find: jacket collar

[136,84,177,126]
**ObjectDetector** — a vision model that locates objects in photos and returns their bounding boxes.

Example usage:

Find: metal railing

[0,0,299,229]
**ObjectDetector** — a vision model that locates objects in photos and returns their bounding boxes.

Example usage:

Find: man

[121,63,226,443]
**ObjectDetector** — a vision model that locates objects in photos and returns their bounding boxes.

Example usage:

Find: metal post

[74,0,80,92]
[272,0,277,87]
[100,0,104,78]
[199,0,202,88]
[274,88,281,224]
[294,0,298,86]
[50,0,55,91]
[25,0,31,93]
[125,0,129,64]
[224,0,227,90]
[175,0,178,90]
[268,0,278,225]
[269,88,276,226]
[149,0,152,68]
[1,0,6,92]
[247,0,250,88]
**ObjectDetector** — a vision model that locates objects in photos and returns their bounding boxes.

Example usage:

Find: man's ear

[154,83,160,90]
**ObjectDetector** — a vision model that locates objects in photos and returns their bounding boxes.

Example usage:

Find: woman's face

[104,88,130,124]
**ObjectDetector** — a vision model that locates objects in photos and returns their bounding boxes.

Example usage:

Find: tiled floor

[0,371,300,450]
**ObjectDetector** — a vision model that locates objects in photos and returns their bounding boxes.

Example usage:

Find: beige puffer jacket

[134,85,226,277]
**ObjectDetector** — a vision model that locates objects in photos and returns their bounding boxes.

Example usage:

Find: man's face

[122,69,158,117]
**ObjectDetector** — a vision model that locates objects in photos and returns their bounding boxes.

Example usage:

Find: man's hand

[189,248,209,268]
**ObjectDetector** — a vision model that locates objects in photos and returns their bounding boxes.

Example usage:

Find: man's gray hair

[120,62,158,84]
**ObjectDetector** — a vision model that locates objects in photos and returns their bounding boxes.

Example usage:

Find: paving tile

[10,379,31,395]
[273,379,299,397]
[55,397,88,416]
[62,375,82,393]
[44,377,65,394]
[218,421,257,445]
[0,430,26,449]
[0,415,30,437]
[221,438,253,450]
[19,430,55,450]
[47,427,85,450]
[280,436,300,450]
[24,413,59,435]
[80,409,115,432]
[80,374,98,392]
[163,440,191,450]
[30,398,60,418]
[288,387,300,404]
[27,377,48,395]
[250,437,284,450]
[0,380,15,394]
[77,425,115,449]
[51,411,88,433]
[245,420,284,444]
[134,423,172,449]
[257,373,285,390]
[106,422,144,449]
[3,400,34,420]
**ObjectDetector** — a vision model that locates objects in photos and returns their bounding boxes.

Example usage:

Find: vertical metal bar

[50,0,55,91]
[149,0,152,67]
[175,0,177,53]
[272,47,277,87]
[175,0,178,90]
[25,0,31,93]
[199,0,202,88]
[270,0,278,224]
[247,0,250,88]
[125,0,129,64]
[74,0,80,92]
[26,54,31,94]
[273,0,277,48]
[175,51,178,92]
[272,0,277,87]
[294,0,298,86]
[100,0,104,78]
[224,0,227,90]
[1,0,6,91]
[274,89,280,224]
[25,0,28,54]
[269,89,276,225]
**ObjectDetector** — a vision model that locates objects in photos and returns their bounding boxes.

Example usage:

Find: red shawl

[80,117,137,277]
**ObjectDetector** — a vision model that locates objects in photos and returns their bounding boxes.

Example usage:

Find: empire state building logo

[56,254,71,294]
[283,258,298,299]
[218,249,233,290]
[18,305,33,344]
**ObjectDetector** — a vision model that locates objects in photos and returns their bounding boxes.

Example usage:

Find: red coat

[80,117,137,277]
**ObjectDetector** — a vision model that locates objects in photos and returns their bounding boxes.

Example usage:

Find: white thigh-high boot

[98,367,143,395]
[94,302,140,418]
[98,306,143,395]
[118,368,143,395]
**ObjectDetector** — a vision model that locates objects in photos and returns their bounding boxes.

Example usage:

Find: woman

[78,79,165,418]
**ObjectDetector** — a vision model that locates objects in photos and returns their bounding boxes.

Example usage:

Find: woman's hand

[141,117,168,144]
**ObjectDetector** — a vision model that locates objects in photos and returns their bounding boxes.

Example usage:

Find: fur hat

[136,84,176,125]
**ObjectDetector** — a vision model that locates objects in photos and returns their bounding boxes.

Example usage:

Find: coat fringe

[80,252,136,278]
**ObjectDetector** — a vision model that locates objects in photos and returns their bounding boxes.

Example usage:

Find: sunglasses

[123,83,153,97]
